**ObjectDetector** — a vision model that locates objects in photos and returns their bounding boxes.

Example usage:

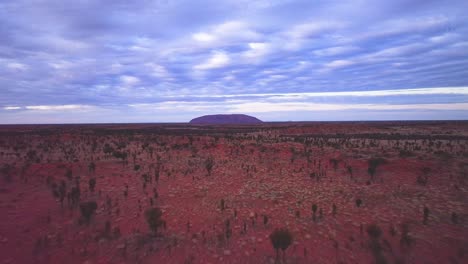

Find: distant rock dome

[189,114,263,124]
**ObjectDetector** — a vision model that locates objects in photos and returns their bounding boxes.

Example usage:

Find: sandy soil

[0,121,467,264]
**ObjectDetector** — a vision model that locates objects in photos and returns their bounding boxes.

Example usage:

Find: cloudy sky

[1,0,468,123]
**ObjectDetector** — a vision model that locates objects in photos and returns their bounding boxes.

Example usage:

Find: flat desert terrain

[0,121,467,264]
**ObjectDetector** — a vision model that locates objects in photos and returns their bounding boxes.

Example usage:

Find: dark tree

[263,215,269,226]
[1,164,13,183]
[367,158,386,181]
[347,166,353,178]
[142,174,149,184]
[155,166,160,183]
[367,166,376,180]
[451,212,459,224]
[312,204,318,221]
[124,184,128,198]
[80,201,97,224]
[103,143,114,155]
[389,225,397,237]
[89,178,96,192]
[225,219,231,240]
[355,198,362,208]
[416,174,428,186]
[59,184,66,205]
[330,158,339,171]
[88,162,96,173]
[220,198,225,211]
[145,207,164,235]
[70,186,81,207]
[423,207,430,225]
[65,168,73,180]
[270,228,293,262]
[366,224,382,239]
[422,167,431,175]
[400,223,413,248]
[205,156,214,176]
[332,203,337,217]
[366,224,387,264]
[104,221,111,237]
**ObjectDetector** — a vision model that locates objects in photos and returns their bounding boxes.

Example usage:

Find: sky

[1,0,468,123]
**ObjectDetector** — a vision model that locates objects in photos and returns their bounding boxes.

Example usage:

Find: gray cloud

[0,0,467,122]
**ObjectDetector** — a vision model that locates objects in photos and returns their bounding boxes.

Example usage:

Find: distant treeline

[285,133,468,141]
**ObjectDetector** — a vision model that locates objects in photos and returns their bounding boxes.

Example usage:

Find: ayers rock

[189,114,263,124]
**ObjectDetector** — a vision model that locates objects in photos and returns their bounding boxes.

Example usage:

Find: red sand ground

[0,121,467,264]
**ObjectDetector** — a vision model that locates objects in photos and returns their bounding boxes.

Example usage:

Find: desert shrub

[225,219,232,240]
[367,224,387,264]
[220,198,225,211]
[26,150,38,162]
[216,232,225,246]
[123,184,128,198]
[434,150,452,159]
[451,212,459,224]
[80,201,97,224]
[58,181,66,206]
[416,175,428,186]
[205,156,214,176]
[329,158,340,171]
[142,174,149,183]
[400,223,413,248]
[70,186,81,207]
[423,207,430,225]
[89,178,96,192]
[104,220,111,237]
[112,151,127,160]
[88,162,96,173]
[103,143,114,155]
[1,164,13,183]
[356,198,362,208]
[113,226,121,239]
[389,225,397,237]
[399,150,414,157]
[368,158,386,180]
[422,167,431,175]
[312,204,318,220]
[367,224,382,239]
[145,207,164,235]
[270,228,293,261]
[65,168,73,180]
[51,182,60,198]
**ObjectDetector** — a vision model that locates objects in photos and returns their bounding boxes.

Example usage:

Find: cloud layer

[1,0,468,123]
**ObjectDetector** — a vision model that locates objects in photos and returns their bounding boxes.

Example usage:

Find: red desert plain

[0,121,467,264]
